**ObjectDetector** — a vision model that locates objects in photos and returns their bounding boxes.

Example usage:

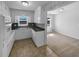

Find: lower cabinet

[32,29,45,47]
[15,28,32,40]
[0,15,15,57]
[3,31,15,57]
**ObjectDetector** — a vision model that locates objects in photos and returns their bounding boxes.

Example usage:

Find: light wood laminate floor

[9,38,57,57]
[9,32,79,57]
[47,32,79,57]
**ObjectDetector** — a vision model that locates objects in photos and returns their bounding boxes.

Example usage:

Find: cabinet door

[0,15,4,56]
[34,6,41,23]
[15,28,32,40]
[32,29,45,47]
[31,29,36,44]
[0,2,2,15]
[7,32,15,56]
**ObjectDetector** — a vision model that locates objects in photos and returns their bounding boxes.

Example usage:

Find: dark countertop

[17,26,45,32]
[31,26,45,32]
[12,23,45,31]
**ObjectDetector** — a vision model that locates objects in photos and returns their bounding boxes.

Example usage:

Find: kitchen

[0,1,47,57]
[0,1,77,57]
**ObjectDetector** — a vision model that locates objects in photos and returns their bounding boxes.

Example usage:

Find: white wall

[40,1,73,45]
[10,9,34,23]
[55,2,79,39]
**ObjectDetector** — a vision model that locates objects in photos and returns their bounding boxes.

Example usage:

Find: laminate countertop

[18,26,45,32]
[31,26,45,32]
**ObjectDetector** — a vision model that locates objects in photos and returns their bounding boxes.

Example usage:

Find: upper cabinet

[34,6,45,24]
[0,2,3,15]
[0,2,10,16]
[0,2,11,23]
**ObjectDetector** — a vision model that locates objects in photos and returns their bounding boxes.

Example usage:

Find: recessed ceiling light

[21,1,30,6]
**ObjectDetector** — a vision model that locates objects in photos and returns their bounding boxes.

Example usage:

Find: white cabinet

[0,15,5,57]
[1,2,10,17]
[3,31,15,57]
[34,6,45,24]
[32,29,45,47]
[0,15,14,57]
[15,28,32,40]
[0,2,13,57]
[0,2,2,15]
[34,6,41,23]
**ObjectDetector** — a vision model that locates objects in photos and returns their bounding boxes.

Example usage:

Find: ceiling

[47,1,75,14]
[6,1,49,11]
[6,1,75,11]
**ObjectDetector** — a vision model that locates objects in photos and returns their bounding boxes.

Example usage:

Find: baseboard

[56,31,79,40]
